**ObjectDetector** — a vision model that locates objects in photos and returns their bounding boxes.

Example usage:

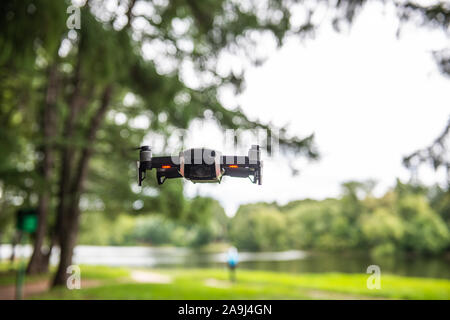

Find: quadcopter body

[137,145,262,186]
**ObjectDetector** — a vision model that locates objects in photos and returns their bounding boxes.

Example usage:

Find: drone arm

[221,155,251,166]
[220,146,262,184]
[138,146,181,186]
[221,156,262,185]
[141,156,181,185]
[155,161,182,185]
[150,156,180,169]
[223,166,254,177]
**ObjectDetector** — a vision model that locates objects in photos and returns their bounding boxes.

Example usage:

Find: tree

[403,117,450,187]
[396,194,449,254]
[230,206,288,251]
[400,1,450,187]
[360,207,405,256]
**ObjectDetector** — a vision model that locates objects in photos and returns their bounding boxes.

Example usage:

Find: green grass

[0,261,49,286]
[0,262,130,286]
[0,272,49,286]
[78,265,130,280]
[19,266,450,300]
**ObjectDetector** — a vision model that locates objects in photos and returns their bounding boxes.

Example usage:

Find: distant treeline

[231,181,450,256]
[76,180,450,256]
[76,196,228,249]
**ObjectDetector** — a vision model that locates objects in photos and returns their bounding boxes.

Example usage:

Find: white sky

[156,2,450,216]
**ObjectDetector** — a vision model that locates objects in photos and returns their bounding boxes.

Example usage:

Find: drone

[137,145,263,186]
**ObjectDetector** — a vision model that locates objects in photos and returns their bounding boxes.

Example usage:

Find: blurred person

[226,247,239,282]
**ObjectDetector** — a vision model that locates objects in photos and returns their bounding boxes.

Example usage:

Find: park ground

[0,263,449,300]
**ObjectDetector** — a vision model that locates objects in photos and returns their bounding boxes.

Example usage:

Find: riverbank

[1,264,449,300]
[2,245,450,279]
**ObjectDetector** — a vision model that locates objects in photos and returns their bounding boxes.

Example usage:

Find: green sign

[17,208,38,233]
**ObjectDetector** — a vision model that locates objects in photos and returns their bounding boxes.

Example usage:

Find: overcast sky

[161,2,450,216]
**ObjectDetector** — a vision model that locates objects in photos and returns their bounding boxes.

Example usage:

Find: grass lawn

[0,261,49,286]
[2,265,444,300]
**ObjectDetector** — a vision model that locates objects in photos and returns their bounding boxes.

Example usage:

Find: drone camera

[180,148,222,183]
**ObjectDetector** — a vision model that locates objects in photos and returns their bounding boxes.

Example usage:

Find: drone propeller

[133,146,151,151]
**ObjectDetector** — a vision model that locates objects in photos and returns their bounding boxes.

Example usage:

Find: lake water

[1,245,449,279]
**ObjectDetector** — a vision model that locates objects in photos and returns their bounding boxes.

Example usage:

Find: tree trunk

[52,85,112,287]
[50,57,90,285]
[52,205,80,286]
[27,65,58,274]
[26,192,51,274]
[53,57,85,243]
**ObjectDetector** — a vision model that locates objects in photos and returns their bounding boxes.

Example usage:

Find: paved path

[130,270,172,284]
